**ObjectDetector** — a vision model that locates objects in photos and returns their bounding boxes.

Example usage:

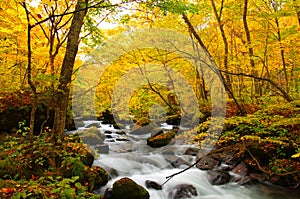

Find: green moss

[112,177,149,199]
[147,131,176,148]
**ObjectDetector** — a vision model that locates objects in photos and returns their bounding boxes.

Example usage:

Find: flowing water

[74,120,300,199]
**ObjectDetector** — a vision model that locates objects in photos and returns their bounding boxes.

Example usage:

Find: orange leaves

[0,187,15,197]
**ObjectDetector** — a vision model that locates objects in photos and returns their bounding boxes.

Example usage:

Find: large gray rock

[196,155,220,170]
[207,170,231,185]
[168,184,198,199]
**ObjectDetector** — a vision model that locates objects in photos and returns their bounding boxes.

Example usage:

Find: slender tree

[242,0,260,96]
[210,0,232,91]
[52,0,89,141]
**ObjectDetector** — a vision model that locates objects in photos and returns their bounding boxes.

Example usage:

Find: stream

[72,120,300,199]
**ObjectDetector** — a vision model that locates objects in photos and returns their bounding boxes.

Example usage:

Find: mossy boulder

[112,177,149,199]
[80,132,104,145]
[147,131,176,148]
[84,166,109,192]
[85,126,106,140]
[80,151,95,167]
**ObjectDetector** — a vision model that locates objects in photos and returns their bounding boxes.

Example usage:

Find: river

[73,120,300,199]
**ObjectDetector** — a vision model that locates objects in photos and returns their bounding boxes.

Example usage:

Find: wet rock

[168,184,198,199]
[111,177,150,199]
[95,143,109,154]
[103,188,113,199]
[185,147,200,156]
[116,130,127,135]
[106,134,113,139]
[196,155,220,170]
[85,126,106,140]
[166,115,181,125]
[232,162,248,176]
[237,176,256,186]
[104,130,113,134]
[207,170,231,185]
[214,146,244,167]
[80,133,103,145]
[164,155,191,168]
[145,180,162,190]
[80,151,94,167]
[116,137,130,142]
[248,173,267,183]
[84,166,109,192]
[113,123,126,129]
[270,174,299,188]
[147,131,176,148]
[131,124,155,135]
[86,122,101,128]
[150,128,164,137]
[162,149,175,156]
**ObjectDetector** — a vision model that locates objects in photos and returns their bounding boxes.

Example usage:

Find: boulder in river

[85,126,106,140]
[130,123,156,135]
[163,154,191,168]
[111,177,150,199]
[232,161,248,176]
[185,147,200,156]
[168,184,198,199]
[86,122,101,128]
[145,180,162,190]
[116,130,127,135]
[207,170,231,185]
[80,133,104,145]
[147,131,176,148]
[80,150,94,167]
[113,123,126,129]
[150,128,164,137]
[84,166,109,192]
[95,143,109,154]
[196,155,220,170]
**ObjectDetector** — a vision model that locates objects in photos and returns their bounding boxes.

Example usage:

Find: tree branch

[219,70,293,102]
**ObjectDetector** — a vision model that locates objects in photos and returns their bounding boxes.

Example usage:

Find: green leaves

[147,0,199,14]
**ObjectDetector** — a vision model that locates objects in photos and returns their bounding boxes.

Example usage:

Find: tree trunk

[52,0,88,142]
[242,0,260,96]
[273,6,289,93]
[210,0,232,92]
[21,2,37,143]
[182,13,246,115]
